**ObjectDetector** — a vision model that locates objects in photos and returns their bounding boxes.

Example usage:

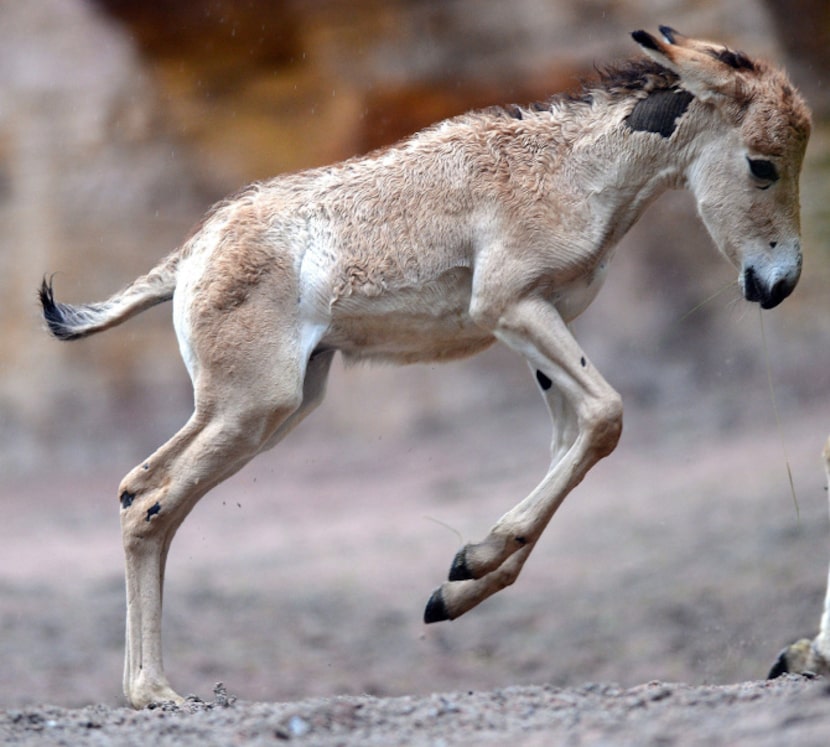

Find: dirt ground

[2,677,829,746]
[2,357,830,744]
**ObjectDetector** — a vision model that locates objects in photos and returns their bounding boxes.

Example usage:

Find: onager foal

[40,28,810,708]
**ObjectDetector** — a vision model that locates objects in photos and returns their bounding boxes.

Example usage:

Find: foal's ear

[631,26,755,103]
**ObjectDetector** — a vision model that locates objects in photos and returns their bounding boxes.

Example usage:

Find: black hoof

[767,649,790,679]
[448,547,474,581]
[424,588,450,624]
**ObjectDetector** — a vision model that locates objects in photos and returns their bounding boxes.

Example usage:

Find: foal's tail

[39,252,180,341]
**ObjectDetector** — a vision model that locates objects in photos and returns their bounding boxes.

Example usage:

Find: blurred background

[1,0,829,708]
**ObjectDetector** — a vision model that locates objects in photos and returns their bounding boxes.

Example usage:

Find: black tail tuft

[39,276,84,341]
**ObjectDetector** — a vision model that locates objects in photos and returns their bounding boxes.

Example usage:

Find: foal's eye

[747,158,779,186]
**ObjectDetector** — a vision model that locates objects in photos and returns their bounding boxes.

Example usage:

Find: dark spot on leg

[143,463,150,471]
[120,491,135,509]
[424,588,451,624]
[580,356,587,368]
[145,502,161,522]
[535,370,553,391]
[514,536,528,546]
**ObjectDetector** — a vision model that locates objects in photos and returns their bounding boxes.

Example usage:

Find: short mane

[485,57,680,121]
[591,57,680,97]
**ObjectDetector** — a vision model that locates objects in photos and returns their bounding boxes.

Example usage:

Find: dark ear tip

[658,25,680,43]
[631,30,660,51]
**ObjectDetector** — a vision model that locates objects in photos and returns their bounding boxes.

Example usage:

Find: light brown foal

[40,28,810,707]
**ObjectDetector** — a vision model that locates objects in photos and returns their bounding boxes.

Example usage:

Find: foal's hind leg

[119,318,328,707]
[119,396,301,708]
[260,348,335,451]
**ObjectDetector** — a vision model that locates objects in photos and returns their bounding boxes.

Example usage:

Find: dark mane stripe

[486,57,680,122]
[591,58,679,97]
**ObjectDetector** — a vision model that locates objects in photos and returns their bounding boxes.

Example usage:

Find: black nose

[743,267,794,309]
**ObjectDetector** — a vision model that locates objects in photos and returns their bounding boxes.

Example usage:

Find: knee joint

[118,472,168,543]
[581,392,623,458]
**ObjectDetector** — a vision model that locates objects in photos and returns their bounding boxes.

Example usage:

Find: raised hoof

[448,547,474,581]
[424,587,451,624]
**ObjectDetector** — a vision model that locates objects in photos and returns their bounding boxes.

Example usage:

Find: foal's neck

[565,90,698,252]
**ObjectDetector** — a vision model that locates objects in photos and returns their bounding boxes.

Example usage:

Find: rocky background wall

[1,0,828,474]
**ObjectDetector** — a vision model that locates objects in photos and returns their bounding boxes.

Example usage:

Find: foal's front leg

[425,296,622,622]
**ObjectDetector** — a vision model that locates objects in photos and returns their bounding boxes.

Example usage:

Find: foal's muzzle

[742,266,797,309]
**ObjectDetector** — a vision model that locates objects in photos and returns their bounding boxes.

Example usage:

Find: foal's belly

[321,254,610,363]
[325,266,495,364]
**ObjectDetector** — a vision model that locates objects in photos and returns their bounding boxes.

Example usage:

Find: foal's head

[633,27,811,309]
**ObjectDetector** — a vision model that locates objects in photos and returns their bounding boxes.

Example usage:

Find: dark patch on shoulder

[536,370,553,391]
[120,491,135,509]
[626,88,694,137]
[145,502,161,522]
